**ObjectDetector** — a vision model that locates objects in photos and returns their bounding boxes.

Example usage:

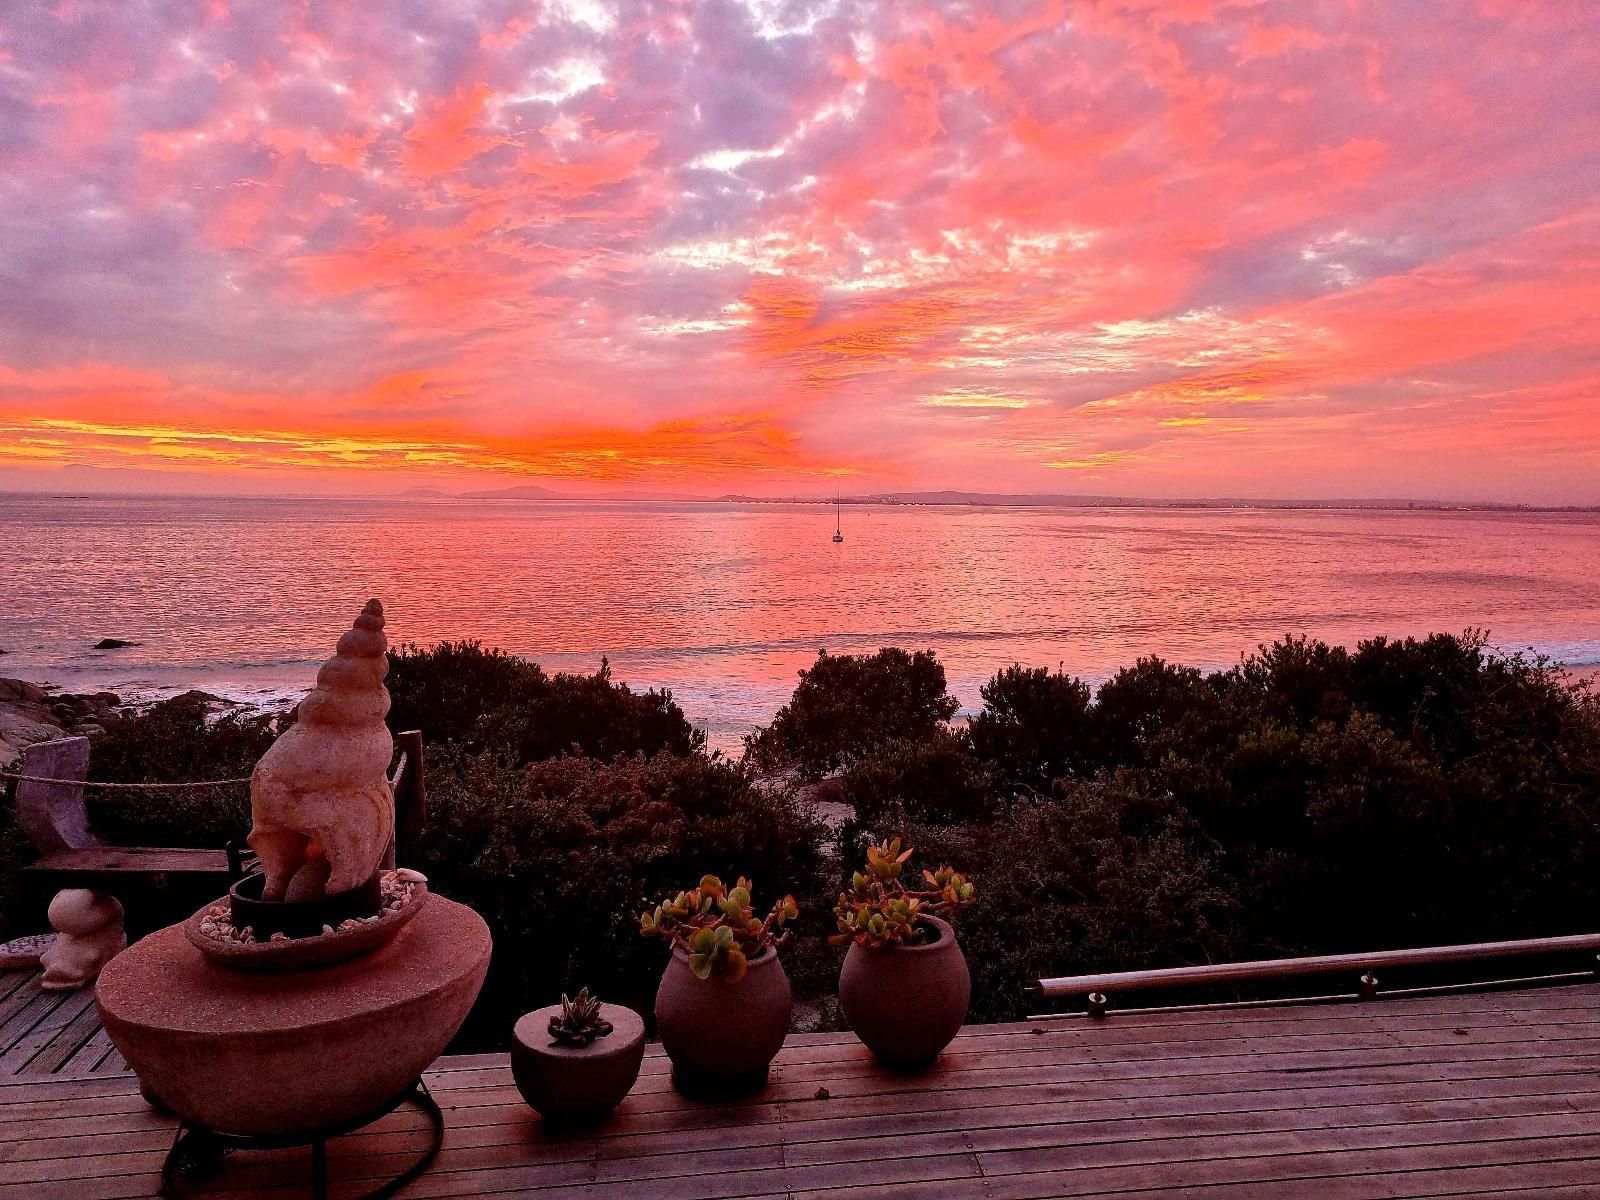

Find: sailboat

[832,491,844,543]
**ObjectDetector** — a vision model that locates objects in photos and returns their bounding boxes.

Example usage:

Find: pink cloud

[0,0,1596,501]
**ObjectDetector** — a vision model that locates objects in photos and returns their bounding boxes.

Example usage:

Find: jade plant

[639,875,799,982]
[832,837,975,949]
[547,988,614,1047]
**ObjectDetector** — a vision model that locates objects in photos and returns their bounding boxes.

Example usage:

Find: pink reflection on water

[3,496,1598,751]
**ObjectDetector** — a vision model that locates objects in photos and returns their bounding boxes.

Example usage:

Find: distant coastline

[395,485,1600,514]
[4,487,1598,513]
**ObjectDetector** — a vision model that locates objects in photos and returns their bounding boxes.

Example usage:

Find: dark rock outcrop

[0,678,129,766]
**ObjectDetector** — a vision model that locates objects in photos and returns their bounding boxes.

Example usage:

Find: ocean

[3,493,1598,751]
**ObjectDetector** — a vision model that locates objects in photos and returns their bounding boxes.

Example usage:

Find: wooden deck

[0,967,127,1079]
[3,972,1600,1198]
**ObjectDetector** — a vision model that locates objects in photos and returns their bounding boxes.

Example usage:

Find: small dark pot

[228,870,380,940]
[839,915,970,1069]
[512,1005,645,1125]
[655,945,791,1098]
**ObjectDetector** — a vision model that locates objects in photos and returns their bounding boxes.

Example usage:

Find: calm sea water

[3,494,1598,751]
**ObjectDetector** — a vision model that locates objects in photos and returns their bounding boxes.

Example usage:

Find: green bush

[839,727,998,826]
[842,771,1240,1023]
[414,748,829,1047]
[389,642,702,762]
[969,664,1092,789]
[85,695,281,848]
[386,640,546,745]
[745,648,959,780]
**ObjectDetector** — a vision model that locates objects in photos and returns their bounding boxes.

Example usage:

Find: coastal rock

[40,889,126,990]
[93,638,138,650]
[248,599,395,903]
[0,678,131,764]
[0,678,65,767]
[0,678,49,705]
[170,689,231,710]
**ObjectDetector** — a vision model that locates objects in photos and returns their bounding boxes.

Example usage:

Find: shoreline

[5,659,1596,769]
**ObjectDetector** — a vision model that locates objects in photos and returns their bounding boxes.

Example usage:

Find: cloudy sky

[0,1,1596,500]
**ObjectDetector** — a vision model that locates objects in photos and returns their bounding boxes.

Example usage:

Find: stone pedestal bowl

[182,872,428,972]
[512,1004,645,1124]
[98,896,491,1137]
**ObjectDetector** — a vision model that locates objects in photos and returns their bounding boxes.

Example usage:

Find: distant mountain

[719,490,1595,512]
[393,486,1597,512]
[459,484,569,500]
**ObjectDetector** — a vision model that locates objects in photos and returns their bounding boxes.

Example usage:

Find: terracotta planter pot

[512,1004,645,1124]
[654,945,791,1097]
[839,915,970,1069]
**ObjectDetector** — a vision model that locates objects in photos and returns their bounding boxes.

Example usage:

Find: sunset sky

[1,1,1597,501]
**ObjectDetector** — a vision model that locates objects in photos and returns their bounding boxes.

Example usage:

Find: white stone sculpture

[40,889,126,989]
[248,600,395,902]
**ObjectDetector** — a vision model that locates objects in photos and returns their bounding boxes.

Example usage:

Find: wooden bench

[16,730,426,902]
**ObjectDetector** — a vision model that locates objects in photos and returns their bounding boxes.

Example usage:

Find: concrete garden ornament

[512,989,646,1124]
[39,889,125,989]
[249,598,395,903]
[96,598,492,1171]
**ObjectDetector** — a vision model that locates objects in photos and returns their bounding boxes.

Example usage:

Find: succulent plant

[547,988,614,1047]
[832,837,975,950]
[639,874,799,982]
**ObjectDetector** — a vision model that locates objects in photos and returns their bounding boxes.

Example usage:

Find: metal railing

[1034,932,1600,1019]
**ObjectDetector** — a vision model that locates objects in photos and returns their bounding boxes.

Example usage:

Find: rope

[1,752,406,790]
[0,770,251,789]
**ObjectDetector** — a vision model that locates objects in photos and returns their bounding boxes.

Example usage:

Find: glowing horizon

[1,2,1597,502]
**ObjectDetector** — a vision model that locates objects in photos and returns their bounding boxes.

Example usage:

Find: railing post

[392,730,425,868]
[1359,972,1380,1001]
[1087,992,1108,1020]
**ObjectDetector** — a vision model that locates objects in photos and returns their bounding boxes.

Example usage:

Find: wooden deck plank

[16,1059,1599,1146]
[60,1087,1597,1197]
[24,990,111,1076]
[0,967,37,1004]
[0,985,96,1075]
[0,982,1597,1198]
[60,1022,116,1078]
[8,1033,1600,1124]
[20,1085,1600,1179]
[0,973,48,1040]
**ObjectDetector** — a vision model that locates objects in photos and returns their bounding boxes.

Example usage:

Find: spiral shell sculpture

[248,599,395,902]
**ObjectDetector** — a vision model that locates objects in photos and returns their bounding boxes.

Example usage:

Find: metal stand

[160,1078,443,1199]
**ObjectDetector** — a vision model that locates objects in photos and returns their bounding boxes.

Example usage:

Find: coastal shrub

[969,664,1093,789]
[414,748,828,1047]
[0,803,33,943]
[389,641,702,762]
[745,648,959,780]
[840,726,999,825]
[387,640,546,745]
[842,772,1240,1023]
[471,660,704,763]
[1087,656,1228,769]
[1089,637,1600,957]
[85,695,280,848]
